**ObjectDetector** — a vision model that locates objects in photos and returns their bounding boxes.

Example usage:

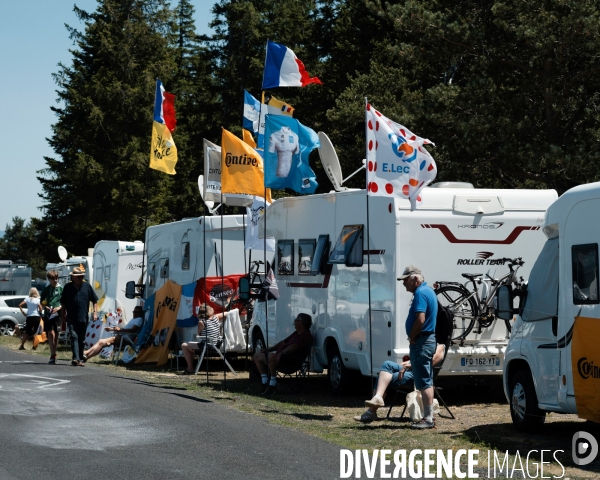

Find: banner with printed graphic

[193,275,246,315]
[263,115,319,194]
[572,316,600,422]
[176,282,197,328]
[245,196,275,251]
[83,297,125,358]
[365,103,436,208]
[203,138,222,202]
[134,280,181,366]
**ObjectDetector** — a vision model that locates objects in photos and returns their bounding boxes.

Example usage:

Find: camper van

[249,185,557,393]
[92,240,144,314]
[499,181,600,431]
[0,262,32,296]
[143,216,252,298]
[46,256,94,287]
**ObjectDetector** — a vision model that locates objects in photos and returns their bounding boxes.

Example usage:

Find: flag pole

[220,190,227,388]
[203,192,208,386]
[365,96,374,394]
[263,184,269,367]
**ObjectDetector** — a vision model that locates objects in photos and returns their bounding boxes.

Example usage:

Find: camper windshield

[522,238,559,322]
[328,225,363,267]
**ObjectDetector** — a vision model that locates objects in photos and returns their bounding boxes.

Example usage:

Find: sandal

[181,369,195,375]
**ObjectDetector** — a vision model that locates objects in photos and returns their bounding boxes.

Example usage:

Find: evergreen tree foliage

[38,0,177,255]
[0,217,46,274]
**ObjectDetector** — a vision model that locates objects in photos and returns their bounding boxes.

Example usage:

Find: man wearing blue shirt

[400,265,437,429]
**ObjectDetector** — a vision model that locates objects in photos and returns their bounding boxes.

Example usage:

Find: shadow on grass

[462,419,600,473]
[110,375,188,391]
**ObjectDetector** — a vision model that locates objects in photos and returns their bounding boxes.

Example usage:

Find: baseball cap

[397,265,422,281]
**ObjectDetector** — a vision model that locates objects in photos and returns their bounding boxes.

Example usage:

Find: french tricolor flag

[153,79,177,132]
[262,41,323,89]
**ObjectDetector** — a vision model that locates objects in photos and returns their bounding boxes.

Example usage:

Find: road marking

[0,374,70,389]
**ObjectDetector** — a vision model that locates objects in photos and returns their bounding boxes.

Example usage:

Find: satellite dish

[57,246,68,262]
[317,132,345,192]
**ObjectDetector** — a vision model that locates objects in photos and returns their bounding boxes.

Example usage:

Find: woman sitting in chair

[353,343,446,423]
[180,303,225,375]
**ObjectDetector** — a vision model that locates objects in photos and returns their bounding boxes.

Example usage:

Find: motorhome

[142,215,264,346]
[249,185,558,393]
[499,181,600,430]
[92,240,144,315]
[46,246,94,287]
[0,262,32,295]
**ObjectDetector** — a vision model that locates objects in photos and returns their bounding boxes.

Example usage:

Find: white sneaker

[364,395,385,408]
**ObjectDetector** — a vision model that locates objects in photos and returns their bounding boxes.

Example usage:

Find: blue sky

[0,0,214,230]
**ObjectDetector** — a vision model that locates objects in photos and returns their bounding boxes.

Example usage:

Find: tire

[252,329,265,354]
[509,369,546,432]
[0,320,16,337]
[327,345,351,395]
[435,285,477,340]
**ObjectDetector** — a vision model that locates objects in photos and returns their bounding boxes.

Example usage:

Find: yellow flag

[150,121,178,175]
[221,128,265,197]
[242,128,257,148]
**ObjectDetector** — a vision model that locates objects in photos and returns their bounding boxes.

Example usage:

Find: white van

[92,240,144,315]
[249,185,557,393]
[500,181,600,430]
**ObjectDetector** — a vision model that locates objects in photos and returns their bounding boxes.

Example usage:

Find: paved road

[0,348,342,480]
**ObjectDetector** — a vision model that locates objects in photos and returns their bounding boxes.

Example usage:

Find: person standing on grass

[41,270,63,364]
[18,288,43,350]
[60,267,98,366]
[364,265,438,429]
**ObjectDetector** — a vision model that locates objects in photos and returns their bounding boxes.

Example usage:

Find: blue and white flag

[264,115,319,194]
[243,90,260,135]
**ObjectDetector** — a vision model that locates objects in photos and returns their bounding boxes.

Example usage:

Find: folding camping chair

[193,333,237,375]
[275,346,311,393]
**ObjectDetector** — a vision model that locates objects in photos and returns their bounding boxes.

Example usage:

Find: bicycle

[434,257,525,341]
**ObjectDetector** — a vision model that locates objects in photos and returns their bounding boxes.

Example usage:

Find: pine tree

[38,0,177,255]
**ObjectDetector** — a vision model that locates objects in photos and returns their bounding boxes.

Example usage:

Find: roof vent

[430,182,474,189]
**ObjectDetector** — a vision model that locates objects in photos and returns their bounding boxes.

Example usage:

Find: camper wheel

[327,345,350,395]
[252,330,266,354]
[509,369,546,432]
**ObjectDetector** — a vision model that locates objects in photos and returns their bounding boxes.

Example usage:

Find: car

[0,296,27,336]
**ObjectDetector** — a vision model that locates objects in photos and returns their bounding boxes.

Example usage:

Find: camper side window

[160,258,169,278]
[182,242,190,270]
[277,240,294,275]
[572,244,599,304]
[328,225,364,267]
[148,263,156,288]
[298,239,316,275]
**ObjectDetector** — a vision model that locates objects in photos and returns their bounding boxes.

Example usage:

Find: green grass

[1,335,597,479]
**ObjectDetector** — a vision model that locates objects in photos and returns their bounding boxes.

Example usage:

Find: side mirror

[496,285,513,321]
[239,277,250,300]
[125,281,144,299]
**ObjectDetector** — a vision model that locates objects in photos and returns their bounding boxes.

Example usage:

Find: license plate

[460,357,500,367]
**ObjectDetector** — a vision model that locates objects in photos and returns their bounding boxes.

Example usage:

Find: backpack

[435,301,454,355]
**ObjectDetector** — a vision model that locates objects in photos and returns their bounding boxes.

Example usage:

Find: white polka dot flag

[365,103,437,208]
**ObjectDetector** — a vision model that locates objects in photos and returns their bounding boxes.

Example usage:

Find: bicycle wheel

[436,285,478,340]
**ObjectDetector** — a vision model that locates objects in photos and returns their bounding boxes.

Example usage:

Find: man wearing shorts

[41,270,63,364]
[83,306,144,360]
[363,265,438,429]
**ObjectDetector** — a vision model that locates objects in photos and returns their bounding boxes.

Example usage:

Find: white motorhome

[500,181,600,431]
[92,240,144,315]
[249,185,557,393]
[46,255,94,287]
[0,262,32,295]
[144,216,251,299]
